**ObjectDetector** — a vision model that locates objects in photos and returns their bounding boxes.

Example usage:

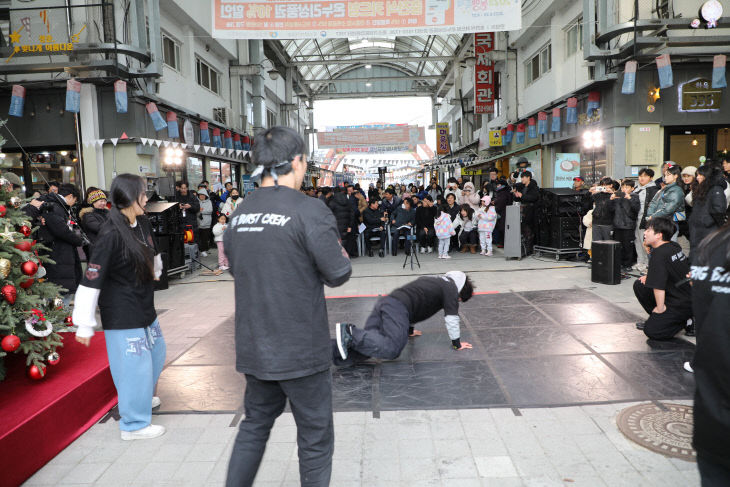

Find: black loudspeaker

[551,217,582,249]
[153,234,185,269]
[591,240,621,285]
[541,188,587,216]
[146,201,181,235]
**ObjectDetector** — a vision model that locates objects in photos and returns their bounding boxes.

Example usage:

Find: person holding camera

[589,178,618,242]
[40,184,85,303]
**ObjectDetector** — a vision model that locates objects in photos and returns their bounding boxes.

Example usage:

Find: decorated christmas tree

[0,122,70,381]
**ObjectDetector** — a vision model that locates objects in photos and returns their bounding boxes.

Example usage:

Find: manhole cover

[616,403,696,461]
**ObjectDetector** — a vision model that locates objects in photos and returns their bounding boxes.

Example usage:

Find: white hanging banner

[194,145,200,152]
[154,140,162,147]
[236,150,242,157]
[95,139,104,147]
[163,141,171,147]
[110,138,119,146]
[227,149,233,156]
[140,138,149,146]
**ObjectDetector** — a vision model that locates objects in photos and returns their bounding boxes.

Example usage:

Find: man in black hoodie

[513,171,539,246]
[415,195,437,253]
[590,178,617,242]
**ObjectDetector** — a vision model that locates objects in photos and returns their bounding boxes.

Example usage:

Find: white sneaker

[427,247,433,253]
[152,396,161,408]
[443,255,451,259]
[121,424,166,441]
[420,247,425,254]
[683,361,694,373]
[486,251,493,256]
[438,255,445,259]
[219,266,229,271]
[480,250,486,255]
[201,251,208,257]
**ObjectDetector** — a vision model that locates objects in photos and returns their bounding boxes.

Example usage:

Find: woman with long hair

[73,174,166,440]
[688,163,727,256]
[691,222,730,485]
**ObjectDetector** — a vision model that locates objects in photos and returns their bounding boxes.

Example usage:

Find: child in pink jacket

[477,196,498,256]
[434,207,456,259]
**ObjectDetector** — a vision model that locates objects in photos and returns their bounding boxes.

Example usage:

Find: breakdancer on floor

[334,271,474,364]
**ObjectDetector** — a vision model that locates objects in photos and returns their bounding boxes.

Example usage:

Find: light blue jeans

[104,319,166,432]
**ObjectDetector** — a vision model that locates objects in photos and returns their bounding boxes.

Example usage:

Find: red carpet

[0,332,117,487]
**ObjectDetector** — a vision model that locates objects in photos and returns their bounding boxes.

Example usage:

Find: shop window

[196,58,220,95]
[669,134,707,166]
[187,156,203,189]
[717,127,730,159]
[525,43,551,86]
[162,34,181,71]
[266,109,276,128]
[454,118,462,146]
[1,150,79,195]
[565,18,583,58]
[209,160,222,191]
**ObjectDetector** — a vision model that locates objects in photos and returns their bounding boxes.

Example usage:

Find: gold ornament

[9,196,21,208]
[0,225,14,242]
[0,258,10,278]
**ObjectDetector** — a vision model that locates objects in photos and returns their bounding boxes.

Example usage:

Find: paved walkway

[23,248,699,486]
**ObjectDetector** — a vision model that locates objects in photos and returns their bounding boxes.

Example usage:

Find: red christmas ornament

[64,316,73,326]
[21,260,38,276]
[1,284,16,304]
[19,278,33,289]
[47,352,60,366]
[28,364,46,380]
[1,334,20,352]
[20,225,31,237]
[14,241,31,252]
[0,204,6,217]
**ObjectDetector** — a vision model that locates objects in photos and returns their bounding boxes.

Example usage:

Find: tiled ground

[22,248,699,486]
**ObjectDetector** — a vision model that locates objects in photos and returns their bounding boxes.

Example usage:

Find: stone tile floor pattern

[22,251,699,486]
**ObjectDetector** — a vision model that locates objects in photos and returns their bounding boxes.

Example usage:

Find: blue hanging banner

[586,91,600,117]
[551,107,561,132]
[503,124,514,144]
[8,85,25,117]
[114,80,128,113]
[212,128,222,148]
[656,54,673,89]
[527,118,537,138]
[200,121,210,144]
[224,130,233,149]
[166,111,179,138]
[242,134,251,150]
[146,102,167,131]
[566,97,578,124]
[515,123,525,144]
[537,112,547,135]
[233,133,243,150]
[65,79,81,113]
[713,55,727,88]
[621,61,637,94]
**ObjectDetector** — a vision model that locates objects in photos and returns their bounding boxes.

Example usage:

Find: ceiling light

[692,139,699,146]
[268,69,280,80]
[60,151,68,156]
[365,82,372,87]
[365,64,372,69]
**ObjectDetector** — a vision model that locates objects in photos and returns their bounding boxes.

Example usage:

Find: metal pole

[65,0,85,194]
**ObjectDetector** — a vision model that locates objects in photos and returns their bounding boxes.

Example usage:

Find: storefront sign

[489,130,502,147]
[553,153,580,188]
[212,0,521,39]
[461,168,484,176]
[242,175,255,195]
[680,78,722,112]
[436,122,450,155]
[317,125,425,148]
[474,32,495,114]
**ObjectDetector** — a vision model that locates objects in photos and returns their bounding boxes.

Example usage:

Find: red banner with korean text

[474,32,495,114]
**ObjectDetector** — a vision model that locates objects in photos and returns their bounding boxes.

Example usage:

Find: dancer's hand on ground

[639,275,647,284]
[456,341,473,350]
[409,329,422,337]
[76,336,91,347]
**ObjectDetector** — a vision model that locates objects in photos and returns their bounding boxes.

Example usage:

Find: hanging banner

[224,130,233,150]
[587,91,600,117]
[183,119,195,146]
[527,118,536,139]
[622,61,637,94]
[233,133,243,150]
[436,122,450,155]
[503,123,514,144]
[200,121,211,144]
[537,112,547,135]
[146,103,167,131]
[166,111,180,139]
[212,128,222,148]
[8,84,25,117]
[566,97,578,124]
[114,80,128,113]
[656,54,673,89]
[65,79,81,113]
[712,54,727,89]
[551,107,561,132]
[474,32,495,114]
[212,1,522,40]
[515,123,525,144]
[242,134,251,150]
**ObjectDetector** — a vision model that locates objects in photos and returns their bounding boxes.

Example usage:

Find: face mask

[231,195,240,200]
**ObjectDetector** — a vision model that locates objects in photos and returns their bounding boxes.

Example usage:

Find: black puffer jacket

[328,192,355,237]
[362,206,384,229]
[689,179,727,251]
[172,191,200,230]
[612,193,640,230]
[516,180,540,204]
[39,195,84,293]
[592,192,614,226]
[80,207,110,244]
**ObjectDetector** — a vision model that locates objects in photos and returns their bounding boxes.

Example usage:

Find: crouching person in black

[334,271,474,365]
[362,198,387,257]
[634,217,693,340]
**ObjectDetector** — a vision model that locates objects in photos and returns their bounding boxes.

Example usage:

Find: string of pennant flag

[80,136,251,160]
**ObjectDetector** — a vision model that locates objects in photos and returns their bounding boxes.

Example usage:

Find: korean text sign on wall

[436,123,450,155]
[474,32,495,114]
[212,1,521,39]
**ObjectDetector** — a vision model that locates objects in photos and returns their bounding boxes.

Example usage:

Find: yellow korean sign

[489,130,503,147]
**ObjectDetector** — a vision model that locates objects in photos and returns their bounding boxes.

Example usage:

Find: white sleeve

[72,285,101,338]
[154,253,163,279]
[444,315,461,340]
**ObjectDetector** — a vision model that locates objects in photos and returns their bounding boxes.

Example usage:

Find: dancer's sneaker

[683,361,694,373]
[336,323,354,360]
[635,321,646,330]
[121,424,166,441]
[151,396,161,408]
[685,318,696,337]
